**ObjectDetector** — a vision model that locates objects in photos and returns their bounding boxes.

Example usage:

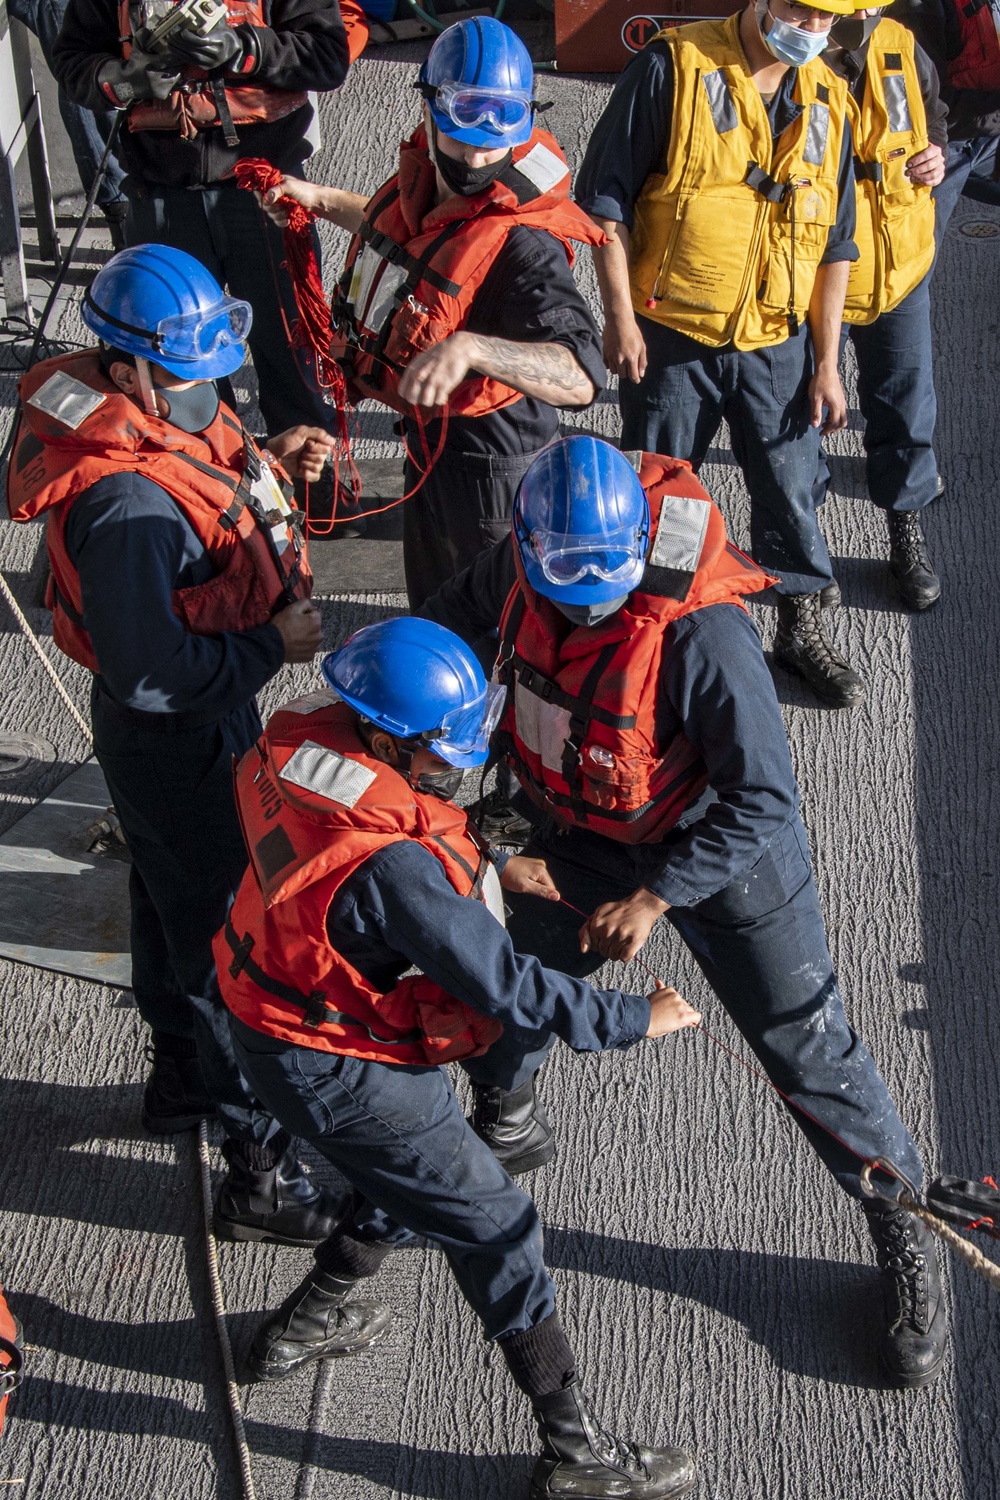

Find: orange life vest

[495,451,775,844]
[117,0,308,140]
[332,125,607,420]
[6,350,311,675]
[948,0,1000,90]
[0,1287,21,1440]
[215,695,505,1064]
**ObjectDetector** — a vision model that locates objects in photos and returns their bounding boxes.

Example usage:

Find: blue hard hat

[419,17,535,147]
[514,436,651,605]
[322,617,506,769]
[81,244,252,380]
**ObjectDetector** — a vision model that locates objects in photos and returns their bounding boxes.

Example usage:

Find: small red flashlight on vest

[645,296,659,309]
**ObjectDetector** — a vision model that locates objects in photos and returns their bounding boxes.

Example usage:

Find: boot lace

[889,513,930,573]
[874,1214,928,1333]
[788,595,851,671]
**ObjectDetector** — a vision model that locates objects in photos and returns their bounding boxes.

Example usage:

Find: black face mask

[831,12,882,50]
[554,596,629,628]
[395,739,466,801]
[159,380,220,434]
[434,138,513,198]
[413,764,465,801]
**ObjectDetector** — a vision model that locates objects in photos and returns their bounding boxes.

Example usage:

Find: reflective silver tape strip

[279,741,377,808]
[622,450,643,473]
[648,494,710,573]
[883,73,913,135]
[803,102,830,167]
[350,243,408,335]
[27,371,106,430]
[277,690,339,716]
[515,141,569,196]
[702,69,738,134]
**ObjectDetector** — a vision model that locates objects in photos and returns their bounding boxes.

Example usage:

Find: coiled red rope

[235,156,363,527]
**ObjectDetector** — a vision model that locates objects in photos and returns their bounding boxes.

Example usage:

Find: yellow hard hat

[803,0,862,17]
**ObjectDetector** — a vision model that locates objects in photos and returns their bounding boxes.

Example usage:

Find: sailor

[53,0,349,441]
[258,16,607,610]
[818,0,947,611]
[575,0,868,707]
[422,434,949,1389]
[217,616,700,1500]
[6,245,341,1248]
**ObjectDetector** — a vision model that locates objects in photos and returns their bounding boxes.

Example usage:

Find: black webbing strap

[356,219,464,299]
[50,577,85,628]
[561,641,619,819]
[510,655,637,730]
[744,162,788,204]
[223,919,424,1041]
[211,76,239,147]
[428,834,490,900]
[854,158,883,182]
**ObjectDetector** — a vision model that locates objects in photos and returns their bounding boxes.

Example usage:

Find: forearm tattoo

[465,335,593,402]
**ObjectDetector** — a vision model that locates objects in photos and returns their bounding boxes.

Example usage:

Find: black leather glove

[162,19,246,71]
[97,51,182,104]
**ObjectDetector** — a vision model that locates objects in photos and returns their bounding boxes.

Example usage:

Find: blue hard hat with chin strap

[322,617,506,769]
[514,436,651,605]
[418,16,536,148]
[81,244,252,381]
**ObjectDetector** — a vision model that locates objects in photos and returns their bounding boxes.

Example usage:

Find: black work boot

[819,579,841,610]
[773,593,866,708]
[887,511,941,611]
[141,1040,216,1134]
[864,1202,948,1388]
[531,1382,696,1499]
[474,785,533,849]
[247,1268,392,1381]
[471,1074,555,1175]
[214,1139,344,1247]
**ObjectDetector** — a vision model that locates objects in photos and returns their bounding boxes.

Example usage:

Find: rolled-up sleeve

[575,42,675,229]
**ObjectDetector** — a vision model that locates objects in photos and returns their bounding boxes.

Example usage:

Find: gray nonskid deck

[0,28,998,1499]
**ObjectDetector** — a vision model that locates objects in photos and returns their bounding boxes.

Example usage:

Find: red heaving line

[235,158,447,534]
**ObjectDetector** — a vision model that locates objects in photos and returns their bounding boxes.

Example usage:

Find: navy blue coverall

[575,43,859,598]
[230,838,652,1340]
[423,536,923,1199]
[66,470,287,1145]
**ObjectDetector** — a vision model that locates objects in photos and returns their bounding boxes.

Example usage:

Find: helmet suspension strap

[134,356,160,420]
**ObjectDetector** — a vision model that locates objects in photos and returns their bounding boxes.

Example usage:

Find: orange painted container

[554,0,741,74]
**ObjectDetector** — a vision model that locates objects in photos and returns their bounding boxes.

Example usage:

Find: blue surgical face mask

[756,0,830,65]
[554,597,628,628]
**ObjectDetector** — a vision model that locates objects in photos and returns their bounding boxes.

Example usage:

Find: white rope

[195,1121,258,1500]
[0,569,91,745]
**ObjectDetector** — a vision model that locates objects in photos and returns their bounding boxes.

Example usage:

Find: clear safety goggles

[155,296,253,359]
[427,680,507,753]
[528,525,645,588]
[430,81,535,136]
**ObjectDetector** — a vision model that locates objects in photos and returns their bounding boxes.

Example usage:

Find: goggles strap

[134,356,161,420]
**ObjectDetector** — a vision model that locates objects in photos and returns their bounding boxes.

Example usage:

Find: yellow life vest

[630,12,849,351]
[842,19,936,325]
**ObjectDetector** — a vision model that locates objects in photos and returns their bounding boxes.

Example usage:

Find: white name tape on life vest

[648,494,710,574]
[515,142,569,197]
[27,372,107,430]
[280,741,377,808]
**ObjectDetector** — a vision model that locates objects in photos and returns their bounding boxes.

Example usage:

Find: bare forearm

[591,218,635,323]
[309,186,369,233]
[807,261,850,371]
[464,335,595,407]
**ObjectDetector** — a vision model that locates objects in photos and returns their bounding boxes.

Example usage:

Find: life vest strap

[223,918,423,1042]
[744,162,788,204]
[853,157,883,183]
[356,220,464,300]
